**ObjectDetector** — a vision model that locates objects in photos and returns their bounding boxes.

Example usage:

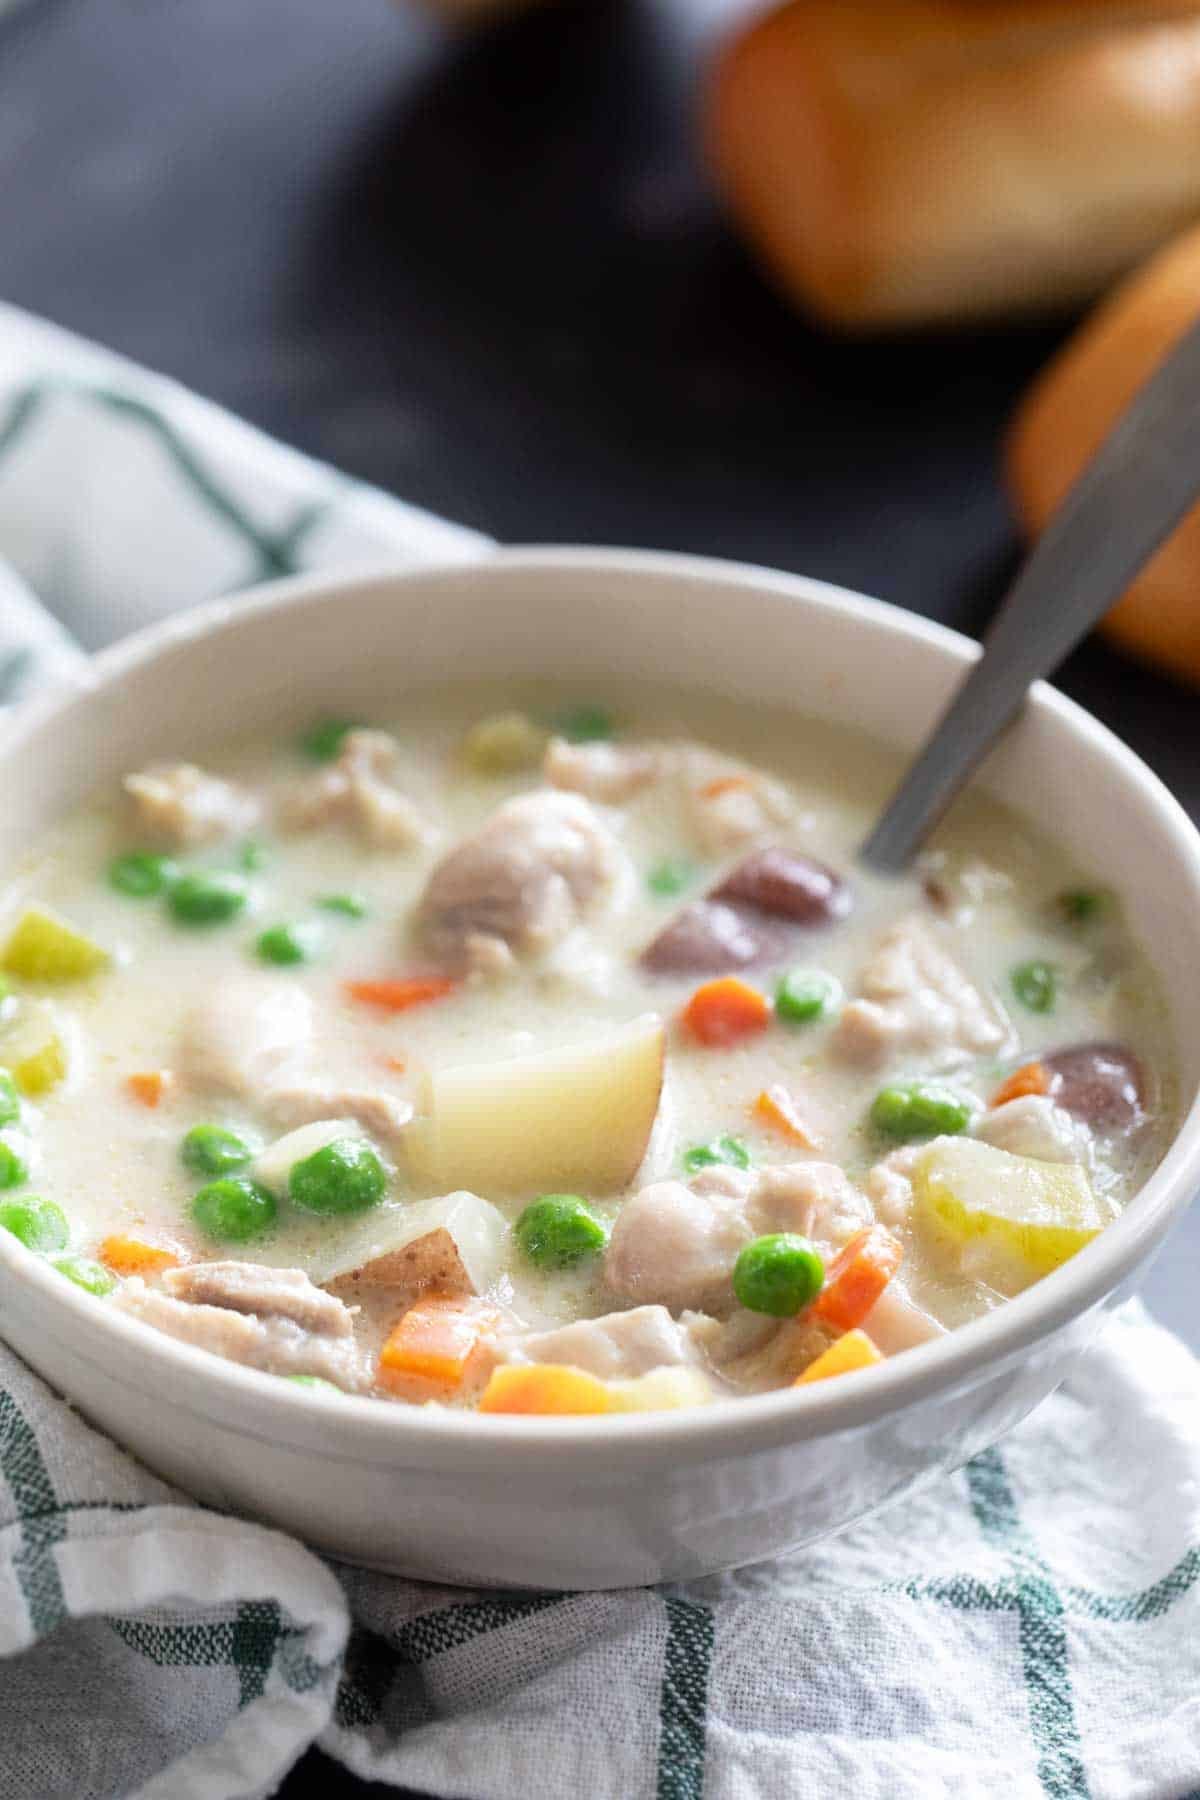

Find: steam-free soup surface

[0,684,1175,1413]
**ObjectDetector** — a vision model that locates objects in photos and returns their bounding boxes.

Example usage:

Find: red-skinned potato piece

[1043,1043,1145,1133]
[641,849,851,976]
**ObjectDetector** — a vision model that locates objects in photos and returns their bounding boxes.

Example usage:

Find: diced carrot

[378,1294,502,1399]
[344,977,458,1014]
[682,977,770,1048]
[796,1329,883,1385]
[699,774,752,801]
[381,1053,408,1074]
[753,1084,819,1149]
[813,1224,903,1332]
[478,1364,614,1416]
[992,1060,1050,1107]
[98,1235,182,1277]
[125,1070,174,1109]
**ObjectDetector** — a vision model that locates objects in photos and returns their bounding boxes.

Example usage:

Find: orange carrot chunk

[378,1294,501,1400]
[796,1329,883,1385]
[753,1084,819,1148]
[125,1070,174,1109]
[991,1060,1050,1107]
[344,977,458,1014]
[813,1224,903,1332]
[682,977,770,1048]
[478,1364,614,1415]
[98,1235,182,1277]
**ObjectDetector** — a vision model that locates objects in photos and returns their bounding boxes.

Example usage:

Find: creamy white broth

[0,682,1177,1407]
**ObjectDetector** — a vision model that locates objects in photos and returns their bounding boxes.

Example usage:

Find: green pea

[52,1255,115,1297]
[0,1140,28,1189]
[551,704,614,744]
[168,870,248,927]
[733,1234,825,1317]
[239,840,268,872]
[646,858,693,899]
[108,851,178,899]
[1011,959,1057,1014]
[0,1072,19,1129]
[181,1124,253,1177]
[775,968,842,1026]
[191,1177,277,1243]
[514,1195,607,1270]
[285,1374,342,1394]
[256,922,320,966]
[0,1196,68,1253]
[1057,888,1111,926]
[289,1139,386,1216]
[682,1135,751,1176]
[300,718,361,762]
[317,893,368,919]
[870,1081,973,1141]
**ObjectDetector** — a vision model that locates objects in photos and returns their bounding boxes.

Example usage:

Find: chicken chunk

[265,1083,412,1145]
[113,1269,364,1389]
[682,749,794,855]
[415,791,627,975]
[975,1095,1091,1164]
[865,1145,923,1228]
[833,915,1006,1067]
[163,1262,353,1336]
[861,1282,947,1355]
[182,975,314,1099]
[543,737,661,804]
[123,762,259,848]
[495,1304,700,1381]
[282,729,429,849]
[605,1161,870,1313]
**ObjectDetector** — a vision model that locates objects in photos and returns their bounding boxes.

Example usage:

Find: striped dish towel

[0,303,1198,1800]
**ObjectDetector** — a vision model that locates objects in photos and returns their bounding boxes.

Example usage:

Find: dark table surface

[4,1,1197,1793]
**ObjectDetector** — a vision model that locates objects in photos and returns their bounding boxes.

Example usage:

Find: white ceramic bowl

[1,549,1198,1590]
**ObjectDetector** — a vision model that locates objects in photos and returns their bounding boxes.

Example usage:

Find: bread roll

[1007,221,1200,686]
[706,0,1200,329]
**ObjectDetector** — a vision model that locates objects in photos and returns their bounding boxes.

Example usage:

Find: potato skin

[705,0,1200,330]
[1007,222,1200,686]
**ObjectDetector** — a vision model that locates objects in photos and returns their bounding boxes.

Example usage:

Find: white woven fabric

[0,303,1197,1800]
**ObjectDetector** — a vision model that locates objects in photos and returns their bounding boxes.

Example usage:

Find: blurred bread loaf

[706,0,1200,329]
[1008,221,1200,686]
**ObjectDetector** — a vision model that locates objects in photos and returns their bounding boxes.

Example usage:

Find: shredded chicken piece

[282,730,429,849]
[123,763,259,848]
[543,737,661,803]
[266,1084,412,1144]
[606,1161,870,1314]
[113,1270,364,1388]
[975,1095,1091,1164]
[682,748,794,855]
[163,1262,353,1336]
[416,791,627,975]
[833,915,1006,1067]
[494,1305,700,1381]
[861,1282,947,1355]
[865,1144,923,1228]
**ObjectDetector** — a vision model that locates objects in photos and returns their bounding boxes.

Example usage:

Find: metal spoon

[861,315,1200,873]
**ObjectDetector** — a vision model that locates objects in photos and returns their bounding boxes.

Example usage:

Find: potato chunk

[912,1137,1115,1293]
[407,1015,665,1197]
[312,1190,508,1298]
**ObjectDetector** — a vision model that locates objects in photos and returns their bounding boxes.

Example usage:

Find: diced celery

[912,1136,1114,1293]
[2,908,109,982]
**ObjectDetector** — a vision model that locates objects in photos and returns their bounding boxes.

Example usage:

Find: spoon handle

[861,315,1200,873]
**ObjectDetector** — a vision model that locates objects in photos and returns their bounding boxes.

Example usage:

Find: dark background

[3,1,1196,1793]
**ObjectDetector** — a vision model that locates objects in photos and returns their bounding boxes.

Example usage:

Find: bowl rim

[3,543,1198,1467]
